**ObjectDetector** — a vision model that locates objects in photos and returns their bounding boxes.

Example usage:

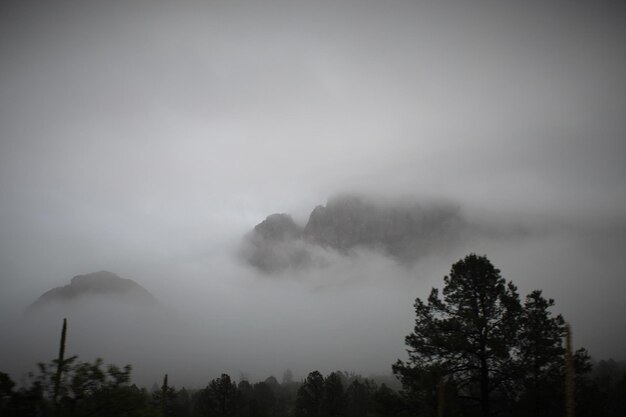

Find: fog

[1,0,625,387]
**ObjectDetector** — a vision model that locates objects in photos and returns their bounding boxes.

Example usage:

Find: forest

[1,255,625,417]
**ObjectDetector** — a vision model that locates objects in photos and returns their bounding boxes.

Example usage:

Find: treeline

[1,355,625,417]
[0,361,404,417]
[2,253,626,416]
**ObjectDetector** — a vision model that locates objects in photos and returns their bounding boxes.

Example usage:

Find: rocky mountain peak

[253,213,302,241]
[241,195,467,273]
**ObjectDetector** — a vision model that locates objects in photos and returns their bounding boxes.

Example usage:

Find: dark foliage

[392,253,616,417]
[196,374,238,417]
[2,254,625,417]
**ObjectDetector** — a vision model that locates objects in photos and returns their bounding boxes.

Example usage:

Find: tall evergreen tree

[345,380,369,417]
[252,382,276,417]
[197,374,238,417]
[393,254,594,417]
[516,291,566,416]
[153,373,178,417]
[394,254,522,417]
[162,374,169,416]
[294,371,324,417]
[323,372,346,417]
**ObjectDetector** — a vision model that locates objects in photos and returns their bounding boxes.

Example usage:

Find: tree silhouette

[323,372,346,417]
[393,254,598,417]
[515,291,567,416]
[197,374,238,417]
[294,371,324,417]
[251,381,276,417]
[153,373,178,417]
[282,370,294,385]
[345,380,369,417]
[394,254,522,416]
[371,384,404,417]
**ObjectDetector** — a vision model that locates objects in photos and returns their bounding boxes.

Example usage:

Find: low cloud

[240,195,465,273]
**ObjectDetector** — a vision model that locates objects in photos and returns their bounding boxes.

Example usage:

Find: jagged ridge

[241,195,466,273]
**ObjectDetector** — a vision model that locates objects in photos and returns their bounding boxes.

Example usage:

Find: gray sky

[1,0,625,385]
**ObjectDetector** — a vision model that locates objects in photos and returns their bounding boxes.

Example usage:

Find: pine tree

[197,374,237,417]
[294,371,324,417]
[394,254,522,416]
[323,372,346,417]
[516,291,566,416]
[394,254,592,417]
[161,374,169,416]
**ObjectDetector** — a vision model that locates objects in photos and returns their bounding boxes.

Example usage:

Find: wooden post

[53,318,67,413]
[565,323,575,417]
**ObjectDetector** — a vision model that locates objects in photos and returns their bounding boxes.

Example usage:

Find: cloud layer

[0,0,625,386]
[241,195,471,273]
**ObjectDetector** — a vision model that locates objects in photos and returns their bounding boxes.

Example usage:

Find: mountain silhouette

[241,195,467,273]
[26,271,157,311]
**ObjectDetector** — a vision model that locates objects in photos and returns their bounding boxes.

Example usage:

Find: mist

[1,0,625,388]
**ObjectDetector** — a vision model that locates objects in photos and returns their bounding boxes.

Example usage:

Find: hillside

[26,271,157,311]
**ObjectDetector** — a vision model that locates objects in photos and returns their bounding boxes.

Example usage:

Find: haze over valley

[1,0,625,398]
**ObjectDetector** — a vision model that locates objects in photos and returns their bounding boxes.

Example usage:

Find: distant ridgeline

[26,271,157,312]
[241,195,467,273]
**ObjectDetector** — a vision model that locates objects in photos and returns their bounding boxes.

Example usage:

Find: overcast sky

[1,0,625,385]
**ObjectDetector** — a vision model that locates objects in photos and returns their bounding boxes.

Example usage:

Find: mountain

[303,195,464,257]
[253,213,303,241]
[27,271,157,311]
[242,214,310,273]
[241,195,467,273]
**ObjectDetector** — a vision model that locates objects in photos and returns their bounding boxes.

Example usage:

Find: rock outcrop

[253,213,302,241]
[241,195,467,273]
